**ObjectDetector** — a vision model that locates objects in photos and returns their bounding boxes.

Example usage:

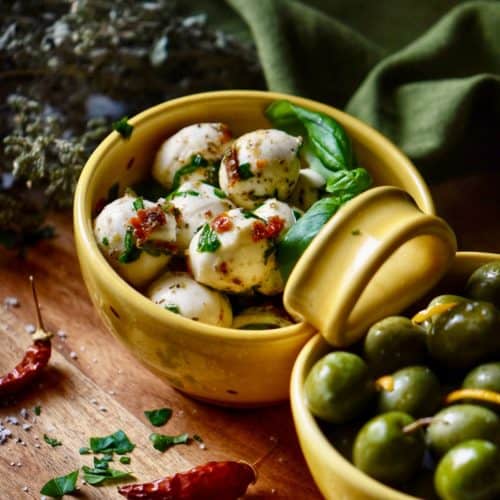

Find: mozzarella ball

[163,181,235,251]
[94,195,175,287]
[232,305,293,329]
[288,168,326,211]
[152,123,232,189]
[254,198,296,238]
[187,208,277,294]
[148,272,232,327]
[257,266,284,296]
[219,129,302,209]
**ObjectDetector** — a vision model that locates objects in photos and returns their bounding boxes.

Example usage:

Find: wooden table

[1,170,499,499]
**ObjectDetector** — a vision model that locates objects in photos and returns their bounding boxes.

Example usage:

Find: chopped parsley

[119,456,131,465]
[144,408,173,427]
[82,465,133,486]
[167,189,200,199]
[241,209,265,221]
[191,154,208,167]
[89,430,135,455]
[101,237,109,247]
[112,117,134,139]
[34,405,41,416]
[197,224,221,253]
[43,434,62,447]
[237,162,254,180]
[118,228,141,263]
[149,432,190,452]
[132,197,144,211]
[164,304,180,314]
[40,469,79,497]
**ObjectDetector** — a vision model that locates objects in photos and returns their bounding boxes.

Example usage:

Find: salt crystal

[16,462,22,467]
[70,351,78,359]
[35,443,41,448]
[4,296,19,308]
[20,408,29,419]
[90,398,98,405]
[56,329,67,339]
[108,390,116,395]
[22,486,28,492]
[24,323,36,334]
[6,416,19,425]
[22,424,31,431]
[98,406,107,412]
[10,462,15,466]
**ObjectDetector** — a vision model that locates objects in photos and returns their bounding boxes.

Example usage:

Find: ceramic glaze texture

[74,90,436,406]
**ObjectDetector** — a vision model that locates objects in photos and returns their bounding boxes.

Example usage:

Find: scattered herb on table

[43,434,62,448]
[89,429,135,455]
[149,432,190,452]
[40,469,79,497]
[79,446,91,455]
[120,456,131,465]
[82,465,134,486]
[34,405,41,416]
[144,408,173,427]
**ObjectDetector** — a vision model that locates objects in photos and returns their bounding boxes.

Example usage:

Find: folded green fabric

[224,0,500,179]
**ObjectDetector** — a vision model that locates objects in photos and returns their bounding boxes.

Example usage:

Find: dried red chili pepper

[118,460,256,500]
[0,276,52,397]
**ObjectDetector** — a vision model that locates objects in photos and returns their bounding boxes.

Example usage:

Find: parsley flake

[212,187,227,199]
[40,469,79,497]
[89,430,135,455]
[119,456,131,465]
[118,228,141,263]
[43,434,62,447]
[164,304,180,314]
[112,117,134,139]
[149,432,189,452]
[191,154,208,167]
[101,237,109,247]
[144,408,172,427]
[197,224,221,253]
[34,405,41,416]
[237,163,254,180]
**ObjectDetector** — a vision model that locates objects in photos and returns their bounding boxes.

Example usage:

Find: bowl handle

[283,186,457,346]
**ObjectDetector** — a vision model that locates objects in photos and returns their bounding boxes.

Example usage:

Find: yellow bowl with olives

[74,90,446,406]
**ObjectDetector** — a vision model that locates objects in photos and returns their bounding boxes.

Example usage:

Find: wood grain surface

[0,170,499,499]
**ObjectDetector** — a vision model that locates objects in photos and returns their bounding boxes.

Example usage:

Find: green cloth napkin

[191,1,500,180]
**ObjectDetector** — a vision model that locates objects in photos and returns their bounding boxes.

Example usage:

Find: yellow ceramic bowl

[74,90,436,406]
[290,251,500,500]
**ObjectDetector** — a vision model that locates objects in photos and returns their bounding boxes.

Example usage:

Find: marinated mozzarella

[94,195,175,287]
[254,198,296,237]
[219,129,302,209]
[164,181,235,251]
[152,123,232,189]
[148,272,232,327]
[288,168,326,211]
[187,208,279,294]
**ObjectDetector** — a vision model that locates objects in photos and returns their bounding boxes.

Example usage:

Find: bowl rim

[74,90,434,343]
[290,250,500,500]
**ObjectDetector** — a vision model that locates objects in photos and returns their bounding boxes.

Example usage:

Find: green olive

[305,351,374,424]
[421,295,469,331]
[364,316,427,375]
[435,440,500,500]
[463,362,500,412]
[465,262,500,308]
[426,301,500,368]
[426,404,500,457]
[378,366,442,418]
[353,411,425,484]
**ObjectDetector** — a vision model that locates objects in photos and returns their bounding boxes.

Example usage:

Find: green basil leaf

[89,430,135,455]
[197,224,221,253]
[118,228,141,263]
[265,100,353,172]
[144,408,173,427]
[325,168,372,198]
[132,197,144,211]
[43,434,62,447]
[79,447,91,455]
[93,456,112,470]
[112,117,134,139]
[277,197,342,280]
[40,469,79,497]
[119,456,131,465]
[149,432,190,452]
[82,465,133,486]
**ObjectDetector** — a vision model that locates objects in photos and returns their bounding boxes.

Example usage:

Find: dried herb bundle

[0,0,264,250]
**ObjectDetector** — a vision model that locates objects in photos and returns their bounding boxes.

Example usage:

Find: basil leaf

[325,168,372,198]
[212,187,227,199]
[118,228,141,263]
[82,465,133,486]
[132,197,144,211]
[149,432,189,452]
[112,117,134,139]
[171,154,208,191]
[43,434,62,447]
[277,197,342,281]
[237,163,254,180]
[119,456,131,465]
[94,456,112,470]
[89,430,135,455]
[197,224,221,253]
[79,447,91,455]
[144,408,173,427]
[40,469,79,497]
[265,100,353,172]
